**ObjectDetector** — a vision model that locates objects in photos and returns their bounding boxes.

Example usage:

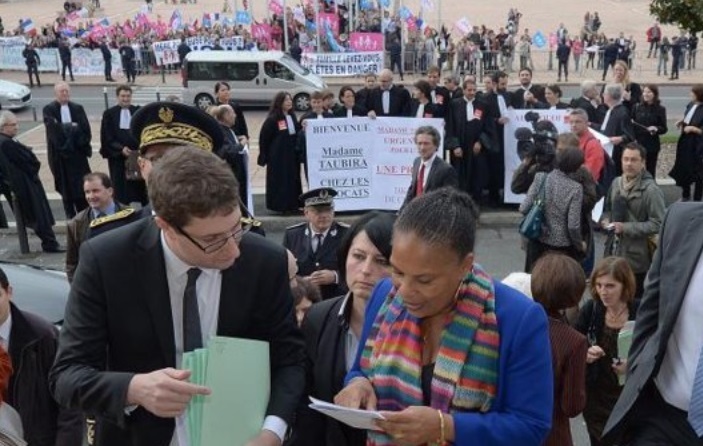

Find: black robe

[445,97,491,196]
[670,103,703,186]
[42,101,92,202]
[258,111,302,212]
[216,123,249,206]
[99,104,147,205]
[216,99,249,138]
[0,133,55,230]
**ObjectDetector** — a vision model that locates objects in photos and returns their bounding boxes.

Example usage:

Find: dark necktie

[183,268,203,352]
[313,233,324,254]
[416,163,426,196]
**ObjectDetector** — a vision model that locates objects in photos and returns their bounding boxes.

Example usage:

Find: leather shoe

[43,246,66,253]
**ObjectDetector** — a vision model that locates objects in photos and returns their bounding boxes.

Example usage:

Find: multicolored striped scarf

[360,264,500,446]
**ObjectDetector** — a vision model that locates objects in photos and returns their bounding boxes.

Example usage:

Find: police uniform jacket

[282,221,348,300]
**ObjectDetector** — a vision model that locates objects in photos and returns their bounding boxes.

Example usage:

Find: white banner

[152,36,245,65]
[307,117,445,211]
[70,48,122,77]
[301,52,383,76]
[503,109,612,219]
[0,37,28,46]
[0,46,60,72]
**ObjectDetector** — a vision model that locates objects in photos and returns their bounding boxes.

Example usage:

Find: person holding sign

[365,69,411,118]
[401,126,458,209]
[335,188,553,446]
[50,146,306,446]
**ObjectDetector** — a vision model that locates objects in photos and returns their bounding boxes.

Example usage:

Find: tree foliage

[650,0,703,33]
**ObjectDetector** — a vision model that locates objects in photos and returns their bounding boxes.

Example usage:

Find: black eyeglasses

[175,219,252,254]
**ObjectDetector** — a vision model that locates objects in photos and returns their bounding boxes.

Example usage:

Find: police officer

[282,187,348,300]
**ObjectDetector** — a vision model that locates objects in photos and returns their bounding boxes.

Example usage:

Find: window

[264,61,295,81]
[187,62,259,81]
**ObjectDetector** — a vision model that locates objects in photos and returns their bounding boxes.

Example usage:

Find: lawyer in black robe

[258,92,302,213]
[669,100,703,201]
[43,95,91,218]
[0,129,61,251]
[99,98,147,205]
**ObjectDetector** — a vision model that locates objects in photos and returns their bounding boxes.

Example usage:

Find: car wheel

[294,93,311,111]
[194,93,215,110]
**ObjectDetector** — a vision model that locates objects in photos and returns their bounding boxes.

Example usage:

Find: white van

[182,50,327,111]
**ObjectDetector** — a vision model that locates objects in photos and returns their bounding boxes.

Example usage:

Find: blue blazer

[346,277,553,446]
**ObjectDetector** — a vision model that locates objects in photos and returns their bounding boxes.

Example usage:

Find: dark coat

[409,100,438,118]
[601,203,703,444]
[511,85,545,109]
[7,303,84,446]
[258,111,302,212]
[402,155,458,208]
[366,85,412,117]
[215,99,249,139]
[282,221,348,300]
[42,101,92,200]
[570,96,600,125]
[292,295,366,446]
[669,103,703,186]
[49,218,306,446]
[216,123,248,205]
[632,102,667,155]
[444,97,491,193]
[333,105,367,117]
[58,44,71,63]
[0,133,55,230]
[429,85,451,118]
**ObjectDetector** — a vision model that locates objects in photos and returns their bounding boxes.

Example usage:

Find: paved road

[12,84,694,124]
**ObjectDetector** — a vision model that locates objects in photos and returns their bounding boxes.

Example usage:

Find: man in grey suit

[402,126,458,209]
[602,202,703,445]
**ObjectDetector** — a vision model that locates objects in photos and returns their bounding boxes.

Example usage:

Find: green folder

[617,321,636,385]
[188,336,270,446]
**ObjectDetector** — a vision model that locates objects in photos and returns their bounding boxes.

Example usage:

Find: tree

[650,0,703,33]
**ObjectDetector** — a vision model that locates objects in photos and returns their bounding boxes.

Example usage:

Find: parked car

[0,80,32,110]
[0,261,68,325]
[182,50,326,111]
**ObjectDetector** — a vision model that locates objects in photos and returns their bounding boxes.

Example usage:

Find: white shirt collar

[0,313,12,349]
[421,153,437,168]
[308,225,331,238]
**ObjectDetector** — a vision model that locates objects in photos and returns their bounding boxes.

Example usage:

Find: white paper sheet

[308,396,386,431]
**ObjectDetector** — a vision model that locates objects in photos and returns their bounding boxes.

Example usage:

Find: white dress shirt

[60,104,72,124]
[382,89,390,115]
[160,234,287,445]
[684,104,700,125]
[600,108,612,131]
[310,225,330,252]
[119,108,132,129]
[418,154,437,190]
[0,313,12,351]
[346,108,353,118]
[430,89,437,104]
[497,94,508,117]
[415,102,426,118]
[285,115,296,135]
[337,294,359,371]
[655,251,703,411]
[465,98,475,121]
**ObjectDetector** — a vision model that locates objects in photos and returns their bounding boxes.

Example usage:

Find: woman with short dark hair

[669,84,703,201]
[410,79,437,118]
[531,253,588,446]
[213,81,249,141]
[520,147,586,271]
[632,84,667,176]
[335,86,367,117]
[336,188,553,446]
[295,211,396,446]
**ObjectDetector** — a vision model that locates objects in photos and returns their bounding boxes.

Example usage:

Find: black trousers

[104,59,112,80]
[681,180,703,201]
[624,382,703,446]
[645,149,658,178]
[26,64,40,86]
[558,60,568,80]
[61,60,74,81]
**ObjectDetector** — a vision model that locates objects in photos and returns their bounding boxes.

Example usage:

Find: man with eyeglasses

[50,146,305,446]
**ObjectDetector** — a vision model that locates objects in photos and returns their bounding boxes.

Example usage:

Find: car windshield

[281,54,310,75]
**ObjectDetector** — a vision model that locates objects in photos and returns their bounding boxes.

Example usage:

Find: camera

[514,112,558,162]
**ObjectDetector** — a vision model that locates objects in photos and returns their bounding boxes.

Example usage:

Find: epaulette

[285,221,307,230]
[336,221,350,228]
[240,216,262,228]
[89,208,136,228]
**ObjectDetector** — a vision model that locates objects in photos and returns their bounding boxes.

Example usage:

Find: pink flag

[349,32,384,52]
[268,0,283,16]
[317,12,339,36]
[252,23,272,47]
[406,16,417,31]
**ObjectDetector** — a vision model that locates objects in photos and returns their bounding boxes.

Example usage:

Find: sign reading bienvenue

[306,117,444,211]
[301,52,383,76]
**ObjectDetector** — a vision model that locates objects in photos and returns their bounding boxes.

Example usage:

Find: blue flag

[533,31,546,49]
[378,0,390,8]
[398,6,412,20]
[235,10,251,25]
[359,0,373,11]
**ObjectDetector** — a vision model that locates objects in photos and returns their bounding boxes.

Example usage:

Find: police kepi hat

[300,187,338,207]
[131,102,223,154]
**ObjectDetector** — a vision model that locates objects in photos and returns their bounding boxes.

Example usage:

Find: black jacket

[7,304,83,446]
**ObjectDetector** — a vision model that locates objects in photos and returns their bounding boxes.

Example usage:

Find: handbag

[518,175,547,240]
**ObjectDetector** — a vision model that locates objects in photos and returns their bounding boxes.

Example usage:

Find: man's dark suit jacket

[409,100,438,118]
[602,203,703,444]
[511,84,545,109]
[99,105,140,159]
[333,104,367,117]
[570,96,600,125]
[366,85,412,117]
[49,218,306,446]
[402,155,458,208]
[600,102,634,173]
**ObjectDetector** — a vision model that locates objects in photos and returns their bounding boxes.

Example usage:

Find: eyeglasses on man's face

[175,219,252,254]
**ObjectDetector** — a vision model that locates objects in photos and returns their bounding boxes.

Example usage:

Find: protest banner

[0,46,60,72]
[301,52,383,76]
[306,117,444,211]
[152,36,245,65]
[349,33,384,52]
[70,48,122,76]
[0,37,27,46]
[502,109,612,219]
[152,39,180,65]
